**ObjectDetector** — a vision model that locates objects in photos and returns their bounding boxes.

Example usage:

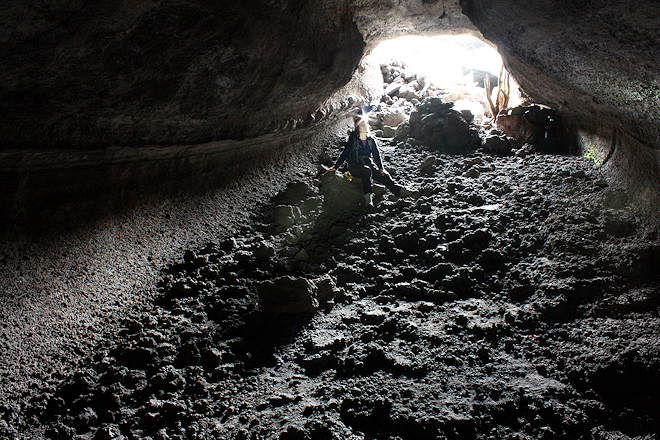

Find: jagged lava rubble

[27,135,660,440]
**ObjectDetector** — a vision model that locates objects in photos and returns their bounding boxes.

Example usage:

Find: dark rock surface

[461,0,660,148]
[0,0,469,149]
[1,0,658,152]
[408,98,475,152]
[459,0,660,214]
[0,127,334,440]
[2,1,660,439]
[5,134,660,439]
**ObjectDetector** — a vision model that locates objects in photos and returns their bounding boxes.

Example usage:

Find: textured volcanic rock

[461,0,660,146]
[0,0,470,149]
[2,1,660,439]
[1,0,658,153]
[3,1,362,147]
[0,0,473,232]
[25,137,660,440]
[459,0,660,215]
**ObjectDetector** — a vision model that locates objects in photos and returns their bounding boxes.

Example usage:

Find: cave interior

[1,0,660,439]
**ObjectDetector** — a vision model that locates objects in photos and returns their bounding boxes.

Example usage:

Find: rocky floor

[6,136,660,439]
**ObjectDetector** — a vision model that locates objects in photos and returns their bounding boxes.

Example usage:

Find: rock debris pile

[405,98,478,152]
[21,130,660,440]
[373,60,564,157]
[372,60,484,149]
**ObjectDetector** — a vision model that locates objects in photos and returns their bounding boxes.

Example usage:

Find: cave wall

[0,0,474,232]
[0,0,471,149]
[0,128,325,232]
[0,0,366,147]
[460,0,660,148]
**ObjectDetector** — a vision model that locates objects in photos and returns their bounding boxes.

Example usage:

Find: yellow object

[343,171,353,181]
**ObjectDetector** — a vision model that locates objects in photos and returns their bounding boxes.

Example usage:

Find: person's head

[355,119,369,139]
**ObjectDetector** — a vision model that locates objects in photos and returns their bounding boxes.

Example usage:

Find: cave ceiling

[0,0,659,151]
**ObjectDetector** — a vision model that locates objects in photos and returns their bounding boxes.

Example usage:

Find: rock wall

[460,0,660,147]
[0,127,325,231]
[0,0,471,150]
[0,0,365,147]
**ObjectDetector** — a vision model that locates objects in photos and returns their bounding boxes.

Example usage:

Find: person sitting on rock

[326,115,411,207]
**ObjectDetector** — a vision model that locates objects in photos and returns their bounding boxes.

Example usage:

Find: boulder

[272,180,316,205]
[421,113,444,128]
[273,205,300,228]
[403,98,474,151]
[294,248,310,261]
[382,125,396,138]
[398,84,417,101]
[256,276,318,316]
[319,171,364,212]
[409,110,422,125]
[418,97,453,115]
[384,82,403,97]
[314,275,339,304]
[220,237,237,253]
[419,156,438,173]
[460,109,475,124]
[442,112,471,149]
[394,121,411,142]
[495,104,561,151]
[483,133,511,153]
[252,242,275,259]
[382,108,408,128]
[319,170,387,213]
[94,424,125,440]
[401,69,417,83]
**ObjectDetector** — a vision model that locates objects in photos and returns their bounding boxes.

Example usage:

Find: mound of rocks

[403,97,479,152]
[373,61,487,152]
[494,104,564,153]
[376,59,568,158]
[380,61,428,105]
[28,139,660,440]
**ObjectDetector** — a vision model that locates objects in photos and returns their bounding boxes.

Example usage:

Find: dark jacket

[333,132,384,170]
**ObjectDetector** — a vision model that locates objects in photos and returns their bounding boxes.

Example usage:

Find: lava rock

[319,170,364,213]
[256,276,319,316]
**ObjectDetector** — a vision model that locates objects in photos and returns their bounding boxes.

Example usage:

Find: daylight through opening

[369,35,523,126]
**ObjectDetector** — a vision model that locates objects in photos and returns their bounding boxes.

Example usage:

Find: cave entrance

[370,34,523,125]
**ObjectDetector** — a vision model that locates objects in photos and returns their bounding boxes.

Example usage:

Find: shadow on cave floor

[13,129,660,440]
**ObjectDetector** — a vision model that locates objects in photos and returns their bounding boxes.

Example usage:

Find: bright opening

[369,35,523,125]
